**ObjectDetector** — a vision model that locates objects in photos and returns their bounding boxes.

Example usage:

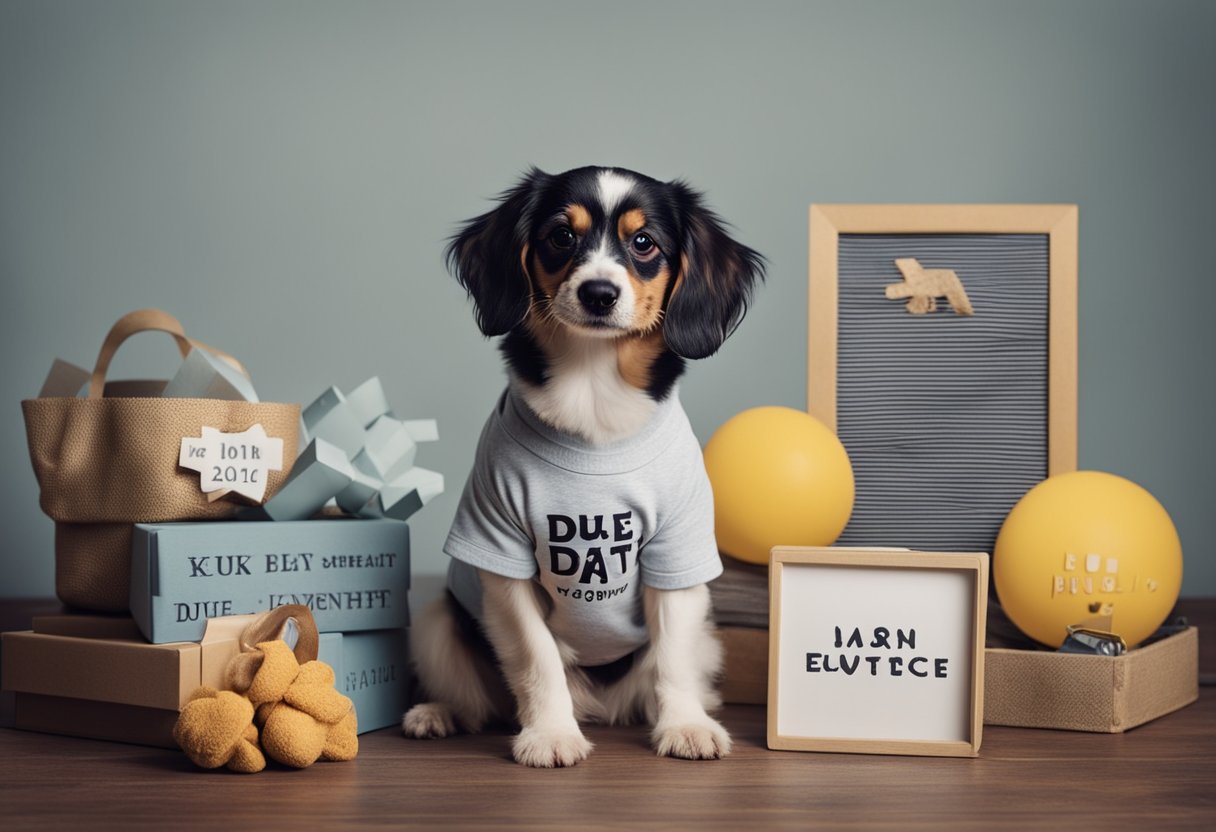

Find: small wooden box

[984,627,1199,732]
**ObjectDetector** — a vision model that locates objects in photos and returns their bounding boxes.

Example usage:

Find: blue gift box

[130,518,410,643]
[319,628,411,734]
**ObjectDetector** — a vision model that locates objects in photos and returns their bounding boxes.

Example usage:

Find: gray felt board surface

[834,233,1050,554]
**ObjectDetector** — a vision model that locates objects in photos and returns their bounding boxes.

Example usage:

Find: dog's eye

[550,227,576,249]
[631,233,656,256]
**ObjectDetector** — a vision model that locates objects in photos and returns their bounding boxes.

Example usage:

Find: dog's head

[446,166,764,360]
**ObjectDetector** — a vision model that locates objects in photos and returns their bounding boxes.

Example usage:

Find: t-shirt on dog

[444,386,722,667]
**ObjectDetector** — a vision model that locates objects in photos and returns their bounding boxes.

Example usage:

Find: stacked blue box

[130,518,410,643]
[130,517,413,734]
[319,629,411,734]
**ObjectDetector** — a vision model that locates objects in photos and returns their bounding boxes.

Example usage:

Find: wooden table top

[2,598,1213,830]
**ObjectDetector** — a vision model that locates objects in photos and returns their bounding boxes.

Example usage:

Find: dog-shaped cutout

[402,166,764,767]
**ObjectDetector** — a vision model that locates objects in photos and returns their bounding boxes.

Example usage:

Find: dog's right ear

[445,167,550,337]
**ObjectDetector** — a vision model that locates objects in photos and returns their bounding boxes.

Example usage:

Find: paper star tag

[179,424,284,503]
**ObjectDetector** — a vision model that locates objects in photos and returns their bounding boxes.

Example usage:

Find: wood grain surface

[2,598,1213,830]
[0,691,1211,829]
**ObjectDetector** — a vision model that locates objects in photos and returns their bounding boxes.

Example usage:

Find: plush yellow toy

[232,639,359,768]
[174,687,266,773]
[173,605,358,772]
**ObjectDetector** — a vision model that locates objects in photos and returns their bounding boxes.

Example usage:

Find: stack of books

[709,557,770,705]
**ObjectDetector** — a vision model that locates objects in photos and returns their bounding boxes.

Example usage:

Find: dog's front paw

[653,717,732,760]
[402,702,457,739]
[512,724,593,768]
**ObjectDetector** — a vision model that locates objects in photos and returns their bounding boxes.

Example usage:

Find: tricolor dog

[403,166,764,767]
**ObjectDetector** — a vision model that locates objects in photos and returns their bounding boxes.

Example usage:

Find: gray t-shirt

[445,386,722,666]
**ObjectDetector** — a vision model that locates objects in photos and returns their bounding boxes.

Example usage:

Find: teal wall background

[2,0,1213,602]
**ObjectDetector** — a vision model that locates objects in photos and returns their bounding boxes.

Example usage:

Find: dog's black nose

[577,280,619,315]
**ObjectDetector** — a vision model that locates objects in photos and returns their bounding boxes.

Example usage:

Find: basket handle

[87,308,248,399]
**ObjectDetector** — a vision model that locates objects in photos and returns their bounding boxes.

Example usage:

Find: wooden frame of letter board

[767,547,989,757]
[808,204,1078,474]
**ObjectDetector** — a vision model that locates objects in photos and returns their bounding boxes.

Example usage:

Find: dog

[402,166,764,767]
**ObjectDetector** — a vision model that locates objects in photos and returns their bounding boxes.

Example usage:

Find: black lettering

[840,655,860,675]
[579,548,608,584]
[935,658,949,678]
[847,627,864,648]
[610,544,630,573]
[215,555,246,577]
[897,629,916,650]
[866,656,881,676]
[188,557,212,578]
[806,652,822,672]
[824,654,838,673]
[579,514,609,540]
[549,546,579,576]
[871,627,891,649]
[909,656,928,677]
[174,600,232,623]
[613,512,633,541]
[889,656,904,676]
[548,514,575,543]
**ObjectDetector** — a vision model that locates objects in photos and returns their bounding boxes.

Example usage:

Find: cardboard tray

[984,626,1199,732]
[719,625,1200,733]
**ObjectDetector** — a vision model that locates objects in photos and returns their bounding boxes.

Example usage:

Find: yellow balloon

[703,407,854,565]
[994,471,1182,648]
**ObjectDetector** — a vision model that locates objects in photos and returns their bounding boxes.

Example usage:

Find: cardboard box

[11,694,181,749]
[30,613,145,640]
[2,616,248,713]
[716,626,1200,732]
[983,627,1199,732]
[2,615,411,746]
[131,518,410,643]
[1,614,250,746]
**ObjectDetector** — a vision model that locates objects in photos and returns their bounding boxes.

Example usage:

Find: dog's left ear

[663,182,766,360]
[445,167,550,337]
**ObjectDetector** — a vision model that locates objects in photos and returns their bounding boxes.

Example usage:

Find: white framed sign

[767,547,989,757]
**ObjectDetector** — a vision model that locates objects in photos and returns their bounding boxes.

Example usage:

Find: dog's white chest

[516,342,656,446]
